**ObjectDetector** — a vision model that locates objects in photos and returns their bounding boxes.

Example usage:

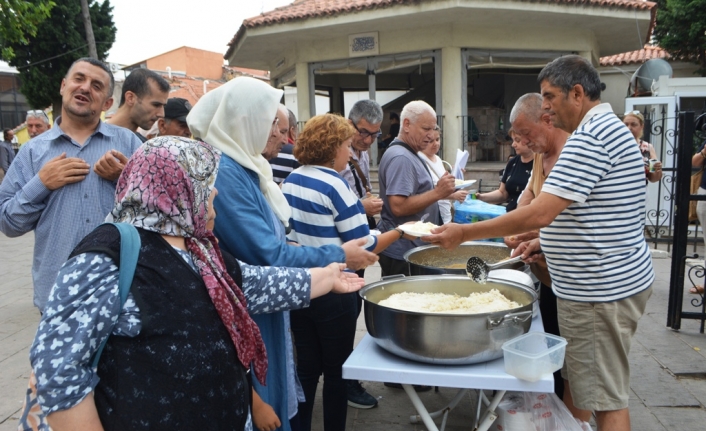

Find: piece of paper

[453,149,469,180]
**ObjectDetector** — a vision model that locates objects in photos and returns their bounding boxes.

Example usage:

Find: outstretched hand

[341,237,378,270]
[423,223,466,250]
[329,263,366,293]
[448,189,469,202]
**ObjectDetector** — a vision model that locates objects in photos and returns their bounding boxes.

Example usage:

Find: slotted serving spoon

[466,251,541,283]
[465,255,524,283]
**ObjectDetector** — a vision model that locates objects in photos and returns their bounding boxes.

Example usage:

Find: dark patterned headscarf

[107,136,268,384]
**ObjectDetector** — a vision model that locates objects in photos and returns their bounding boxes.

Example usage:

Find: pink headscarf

[107,136,268,384]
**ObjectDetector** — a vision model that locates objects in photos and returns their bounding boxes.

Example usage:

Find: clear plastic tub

[502,332,567,382]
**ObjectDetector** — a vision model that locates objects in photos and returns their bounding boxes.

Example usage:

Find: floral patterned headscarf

[107,136,268,384]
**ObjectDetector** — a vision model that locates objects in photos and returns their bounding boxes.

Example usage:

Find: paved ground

[1,232,706,430]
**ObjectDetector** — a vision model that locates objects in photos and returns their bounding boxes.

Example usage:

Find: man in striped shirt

[427,55,653,431]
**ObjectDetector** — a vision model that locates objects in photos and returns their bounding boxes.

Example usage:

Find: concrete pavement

[1,231,705,430]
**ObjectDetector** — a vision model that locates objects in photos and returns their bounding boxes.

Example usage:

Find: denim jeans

[290,291,357,431]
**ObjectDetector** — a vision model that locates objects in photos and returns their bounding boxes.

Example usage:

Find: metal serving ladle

[465,255,525,284]
[466,250,542,283]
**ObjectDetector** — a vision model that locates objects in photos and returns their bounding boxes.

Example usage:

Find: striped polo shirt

[282,165,377,251]
[540,103,655,302]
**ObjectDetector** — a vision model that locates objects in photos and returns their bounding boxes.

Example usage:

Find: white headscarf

[187,77,290,224]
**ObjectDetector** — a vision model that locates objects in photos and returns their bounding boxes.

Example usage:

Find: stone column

[440,47,463,162]
[295,62,311,122]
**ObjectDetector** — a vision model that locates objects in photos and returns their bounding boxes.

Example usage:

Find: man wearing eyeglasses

[340,100,385,226]
[26,110,51,139]
[261,104,290,161]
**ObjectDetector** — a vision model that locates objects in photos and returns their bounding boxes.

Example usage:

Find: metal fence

[641,106,706,254]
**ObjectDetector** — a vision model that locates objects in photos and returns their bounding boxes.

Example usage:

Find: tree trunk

[52,97,62,123]
[79,0,98,59]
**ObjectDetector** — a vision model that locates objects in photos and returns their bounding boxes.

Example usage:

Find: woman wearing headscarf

[29,137,364,431]
[187,77,377,431]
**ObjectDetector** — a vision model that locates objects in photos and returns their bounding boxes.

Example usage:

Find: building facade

[225,0,656,163]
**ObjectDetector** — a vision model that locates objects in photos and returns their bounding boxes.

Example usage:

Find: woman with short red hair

[282,114,409,431]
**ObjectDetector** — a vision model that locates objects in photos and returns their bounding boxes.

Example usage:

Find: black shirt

[501,155,533,212]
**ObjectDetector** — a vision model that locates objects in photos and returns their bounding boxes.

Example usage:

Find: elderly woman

[476,131,534,212]
[28,137,364,431]
[623,110,662,183]
[418,127,469,223]
[281,114,409,430]
[187,78,377,431]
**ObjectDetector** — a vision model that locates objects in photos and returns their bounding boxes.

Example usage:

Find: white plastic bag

[522,392,587,431]
[491,392,590,431]
[491,392,533,431]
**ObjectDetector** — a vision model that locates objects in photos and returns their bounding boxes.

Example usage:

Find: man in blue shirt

[0,57,143,311]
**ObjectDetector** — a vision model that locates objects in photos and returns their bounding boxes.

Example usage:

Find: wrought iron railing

[642,106,706,254]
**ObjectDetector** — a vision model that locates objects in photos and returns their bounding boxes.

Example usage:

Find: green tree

[0,0,116,111]
[0,0,54,60]
[653,0,706,76]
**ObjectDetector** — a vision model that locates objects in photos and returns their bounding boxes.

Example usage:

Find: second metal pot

[403,242,527,276]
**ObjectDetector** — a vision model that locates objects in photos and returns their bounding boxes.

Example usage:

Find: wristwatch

[394,228,404,238]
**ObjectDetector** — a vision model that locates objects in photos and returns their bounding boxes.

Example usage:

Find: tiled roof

[226,0,656,58]
[600,45,669,66]
[165,75,225,106]
[224,66,270,80]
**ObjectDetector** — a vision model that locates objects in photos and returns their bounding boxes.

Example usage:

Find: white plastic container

[501,332,567,382]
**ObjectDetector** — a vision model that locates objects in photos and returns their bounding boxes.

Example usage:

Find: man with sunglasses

[26,110,51,139]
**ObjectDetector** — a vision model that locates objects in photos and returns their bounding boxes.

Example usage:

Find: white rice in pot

[377,289,520,314]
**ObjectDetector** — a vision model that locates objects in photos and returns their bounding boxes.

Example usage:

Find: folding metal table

[343,315,553,431]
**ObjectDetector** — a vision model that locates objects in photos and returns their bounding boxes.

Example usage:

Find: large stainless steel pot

[403,242,527,276]
[361,274,537,364]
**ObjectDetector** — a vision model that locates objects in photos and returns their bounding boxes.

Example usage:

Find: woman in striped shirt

[281,114,409,431]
